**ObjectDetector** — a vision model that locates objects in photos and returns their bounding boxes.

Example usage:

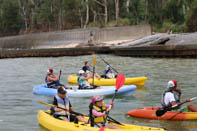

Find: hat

[106,65,111,70]
[58,87,67,94]
[78,70,85,74]
[47,68,53,74]
[167,80,177,89]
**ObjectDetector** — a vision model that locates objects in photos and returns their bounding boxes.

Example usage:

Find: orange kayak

[126,107,197,120]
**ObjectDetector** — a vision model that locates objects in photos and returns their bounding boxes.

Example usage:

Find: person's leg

[77,115,88,124]
[105,123,120,129]
[188,104,197,112]
[95,73,101,79]
[57,116,69,122]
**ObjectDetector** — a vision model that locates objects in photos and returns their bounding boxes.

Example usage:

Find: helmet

[47,68,53,74]
[78,70,85,74]
[167,80,177,89]
[95,96,104,102]
[91,96,104,104]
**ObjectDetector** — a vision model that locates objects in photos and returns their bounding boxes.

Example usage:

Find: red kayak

[126,107,197,120]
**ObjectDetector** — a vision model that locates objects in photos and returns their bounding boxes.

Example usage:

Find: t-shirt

[53,96,72,108]
[164,92,176,106]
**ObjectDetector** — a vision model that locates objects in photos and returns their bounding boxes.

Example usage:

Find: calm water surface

[0,55,197,131]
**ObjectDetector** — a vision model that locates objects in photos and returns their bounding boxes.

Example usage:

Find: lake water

[0,55,197,131]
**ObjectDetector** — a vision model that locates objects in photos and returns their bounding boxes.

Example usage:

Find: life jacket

[91,103,106,123]
[104,70,114,79]
[161,90,180,108]
[77,75,90,89]
[45,75,60,88]
[54,95,70,116]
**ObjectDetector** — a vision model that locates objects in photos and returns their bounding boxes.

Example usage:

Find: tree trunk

[115,0,119,26]
[91,7,97,23]
[84,0,89,28]
[144,0,148,23]
[126,0,131,12]
[78,8,83,28]
[104,0,108,26]
[159,0,163,24]
[18,0,28,31]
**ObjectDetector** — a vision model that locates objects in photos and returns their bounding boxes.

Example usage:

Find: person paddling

[82,61,101,79]
[89,96,120,129]
[161,80,197,112]
[50,87,88,123]
[45,68,70,89]
[104,65,115,79]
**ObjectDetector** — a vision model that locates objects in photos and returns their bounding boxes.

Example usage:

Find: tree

[114,0,119,26]
[0,0,23,36]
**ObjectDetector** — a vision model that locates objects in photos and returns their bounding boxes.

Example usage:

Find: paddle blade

[93,56,96,67]
[116,73,125,90]
[155,108,168,117]
[98,126,104,131]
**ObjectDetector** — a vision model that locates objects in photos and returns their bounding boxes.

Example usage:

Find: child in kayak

[77,70,95,89]
[89,96,120,129]
[82,61,101,79]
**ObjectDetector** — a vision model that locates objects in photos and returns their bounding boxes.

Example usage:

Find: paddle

[38,101,122,126]
[99,73,125,130]
[98,54,118,74]
[37,101,85,116]
[92,56,96,86]
[156,97,197,117]
[58,70,62,81]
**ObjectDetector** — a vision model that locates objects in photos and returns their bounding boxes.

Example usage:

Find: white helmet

[78,70,85,74]
[167,80,177,89]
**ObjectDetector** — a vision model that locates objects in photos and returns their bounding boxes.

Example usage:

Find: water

[0,55,197,131]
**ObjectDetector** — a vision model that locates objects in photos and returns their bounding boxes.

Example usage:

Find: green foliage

[186,0,197,32]
[0,0,196,36]
[162,0,184,24]
[0,0,23,36]
[128,0,144,25]
[119,18,130,26]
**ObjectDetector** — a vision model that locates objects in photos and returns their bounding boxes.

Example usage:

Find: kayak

[38,110,167,131]
[67,75,147,86]
[33,84,136,97]
[126,107,197,120]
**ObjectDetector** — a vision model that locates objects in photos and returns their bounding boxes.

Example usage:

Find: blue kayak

[33,84,136,97]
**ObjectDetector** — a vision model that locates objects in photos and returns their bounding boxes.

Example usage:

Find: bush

[119,18,130,26]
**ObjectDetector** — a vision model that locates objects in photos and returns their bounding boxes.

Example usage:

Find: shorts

[54,114,78,122]
[172,106,189,112]
[94,123,108,127]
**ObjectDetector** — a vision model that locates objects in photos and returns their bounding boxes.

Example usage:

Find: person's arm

[168,93,179,107]
[48,75,58,81]
[92,109,106,117]
[175,88,182,99]
[81,76,92,80]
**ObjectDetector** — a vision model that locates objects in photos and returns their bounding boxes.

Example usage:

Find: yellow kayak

[67,75,147,86]
[38,110,166,131]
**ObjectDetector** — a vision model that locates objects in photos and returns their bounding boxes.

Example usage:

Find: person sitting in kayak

[45,68,70,89]
[89,96,120,129]
[77,70,94,89]
[104,65,115,79]
[51,87,88,123]
[161,80,197,112]
[82,61,101,79]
